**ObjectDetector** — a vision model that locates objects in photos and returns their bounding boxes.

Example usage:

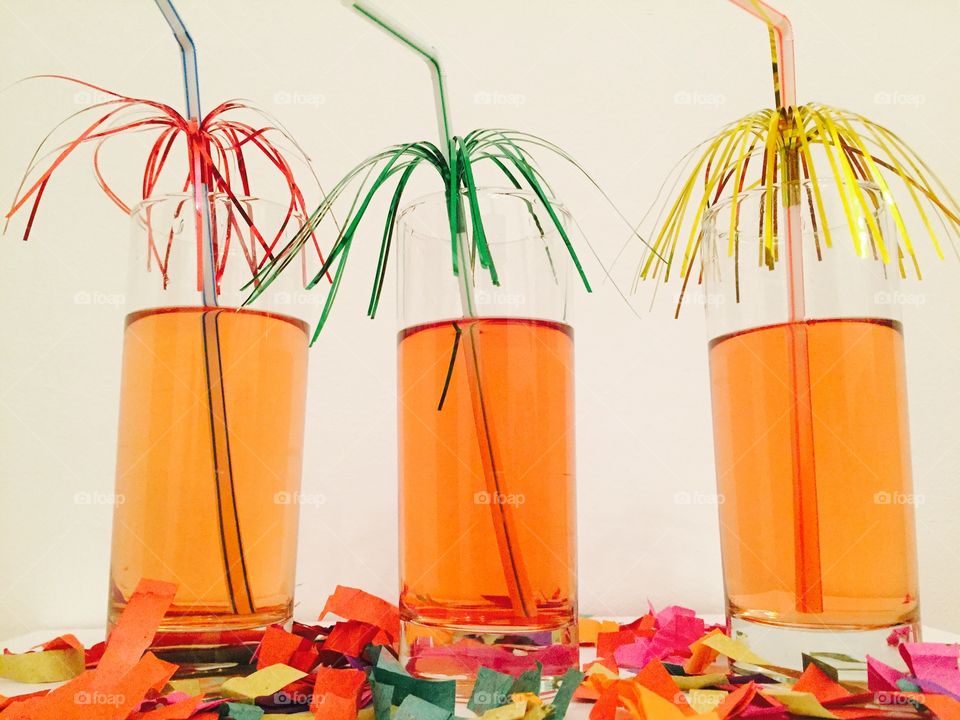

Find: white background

[0,0,958,639]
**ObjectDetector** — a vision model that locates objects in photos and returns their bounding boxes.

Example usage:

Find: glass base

[108,604,289,678]
[400,617,579,698]
[729,615,919,675]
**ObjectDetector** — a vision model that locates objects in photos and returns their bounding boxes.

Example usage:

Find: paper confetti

[2,588,959,720]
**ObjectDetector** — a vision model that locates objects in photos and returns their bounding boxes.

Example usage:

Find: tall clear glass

[397,189,578,692]
[108,194,312,669]
[703,180,920,668]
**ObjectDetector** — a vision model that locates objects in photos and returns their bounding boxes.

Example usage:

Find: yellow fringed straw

[638,14,960,318]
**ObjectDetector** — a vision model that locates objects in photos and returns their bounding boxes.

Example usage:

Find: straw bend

[344,0,453,159]
[729,0,796,110]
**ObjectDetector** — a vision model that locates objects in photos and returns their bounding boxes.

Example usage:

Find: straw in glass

[730,0,822,615]
[153,0,254,617]
[347,0,535,617]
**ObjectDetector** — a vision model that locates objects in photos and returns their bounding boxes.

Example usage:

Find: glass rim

[703,178,884,225]
[397,186,570,245]
[399,186,567,216]
[129,192,296,218]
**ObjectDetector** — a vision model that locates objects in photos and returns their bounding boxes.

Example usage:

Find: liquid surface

[109,306,309,640]
[709,318,919,628]
[398,317,577,630]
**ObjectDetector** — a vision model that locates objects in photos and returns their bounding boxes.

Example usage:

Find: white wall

[0,0,958,638]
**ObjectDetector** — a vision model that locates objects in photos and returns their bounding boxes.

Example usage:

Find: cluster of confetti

[1,585,958,720]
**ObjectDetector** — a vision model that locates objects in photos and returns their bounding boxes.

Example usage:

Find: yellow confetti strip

[762,687,838,719]
[700,632,770,666]
[686,689,730,715]
[220,663,307,702]
[0,647,85,683]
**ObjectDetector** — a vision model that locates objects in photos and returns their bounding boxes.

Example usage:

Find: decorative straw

[153,0,254,616]
[731,0,822,615]
[639,0,960,615]
[347,0,535,617]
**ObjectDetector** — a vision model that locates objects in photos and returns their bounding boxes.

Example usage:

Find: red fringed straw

[3,76,326,292]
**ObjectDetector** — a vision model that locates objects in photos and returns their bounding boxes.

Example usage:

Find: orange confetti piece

[684,629,724,674]
[636,659,694,714]
[324,620,391,658]
[131,696,202,720]
[794,663,850,704]
[257,626,308,670]
[96,579,176,685]
[310,666,366,720]
[579,619,621,646]
[320,586,400,644]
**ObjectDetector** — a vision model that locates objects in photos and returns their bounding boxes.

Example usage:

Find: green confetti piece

[511,663,543,696]
[374,647,409,675]
[394,694,453,720]
[468,666,516,714]
[218,702,265,720]
[370,664,456,711]
[372,682,395,720]
[549,668,585,720]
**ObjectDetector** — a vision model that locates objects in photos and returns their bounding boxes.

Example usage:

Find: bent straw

[346,0,535,617]
[729,0,823,614]
[153,0,254,616]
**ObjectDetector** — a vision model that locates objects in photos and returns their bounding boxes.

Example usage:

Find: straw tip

[340,0,356,8]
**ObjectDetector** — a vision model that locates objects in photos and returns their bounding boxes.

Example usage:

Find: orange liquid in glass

[709,318,919,628]
[109,306,309,642]
[398,318,577,631]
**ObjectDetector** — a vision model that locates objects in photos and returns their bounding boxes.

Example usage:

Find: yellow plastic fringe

[637,103,960,315]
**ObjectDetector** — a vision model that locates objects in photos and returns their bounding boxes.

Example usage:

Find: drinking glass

[396,189,579,692]
[703,180,920,667]
[108,194,313,669]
